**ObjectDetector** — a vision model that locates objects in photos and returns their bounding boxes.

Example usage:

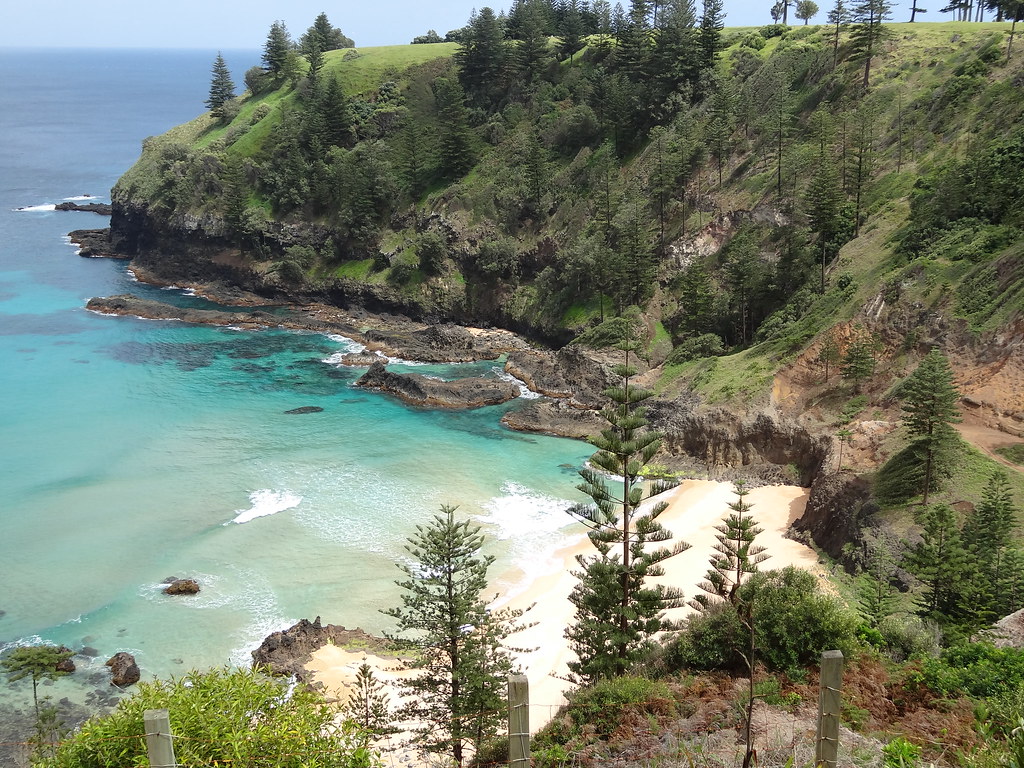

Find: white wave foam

[159,285,196,296]
[476,482,576,541]
[0,635,46,654]
[228,490,302,525]
[495,368,540,399]
[61,235,83,256]
[321,334,367,365]
[14,203,56,212]
[63,195,95,201]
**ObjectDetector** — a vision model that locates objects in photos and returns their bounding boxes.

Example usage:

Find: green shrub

[250,103,272,124]
[759,24,787,38]
[741,32,766,50]
[914,643,1024,699]
[416,230,448,275]
[665,333,725,365]
[573,316,638,350]
[40,668,374,768]
[882,736,921,767]
[877,615,941,662]
[669,567,860,675]
[562,676,675,738]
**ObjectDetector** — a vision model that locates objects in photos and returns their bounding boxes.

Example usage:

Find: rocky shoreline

[78,226,835,490]
[355,360,521,408]
[251,617,395,683]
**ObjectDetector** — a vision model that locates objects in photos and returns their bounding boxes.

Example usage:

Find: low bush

[668,567,861,676]
[665,333,725,365]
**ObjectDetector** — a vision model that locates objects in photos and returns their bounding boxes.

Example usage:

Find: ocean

[0,49,592,721]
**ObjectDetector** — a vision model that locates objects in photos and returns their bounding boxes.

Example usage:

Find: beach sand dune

[305,479,821,732]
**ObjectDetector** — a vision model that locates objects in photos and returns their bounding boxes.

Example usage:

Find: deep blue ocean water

[0,49,591,710]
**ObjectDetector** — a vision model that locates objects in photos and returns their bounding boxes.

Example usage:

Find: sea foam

[14,203,56,212]
[477,481,575,541]
[479,483,585,605]
[494,367,541,399]
[228,490,302,525]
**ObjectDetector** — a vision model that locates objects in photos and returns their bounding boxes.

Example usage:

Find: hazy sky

[2,0,926,50]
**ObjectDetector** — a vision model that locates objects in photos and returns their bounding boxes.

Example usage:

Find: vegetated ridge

[65,13,1024,765]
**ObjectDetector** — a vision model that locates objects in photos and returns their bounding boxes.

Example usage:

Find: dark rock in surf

[163,578,200,595]
[105,652,140,687]
[56,201,112,215]
[285,406,324,414]
[68,228,121,259]
[355,360,519,408]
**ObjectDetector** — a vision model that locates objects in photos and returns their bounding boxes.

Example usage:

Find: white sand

[305,479,821,732]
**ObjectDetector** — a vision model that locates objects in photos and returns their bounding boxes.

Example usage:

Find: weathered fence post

[144,709,177,768]
[507,674,530,768]
[815,650,844,768]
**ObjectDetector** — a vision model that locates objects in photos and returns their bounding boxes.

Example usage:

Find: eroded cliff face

[647,400,831,486]
[108,200,575,344]
[792,471,878,562]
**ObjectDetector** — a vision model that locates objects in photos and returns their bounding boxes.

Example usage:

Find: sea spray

[228,490,302,525]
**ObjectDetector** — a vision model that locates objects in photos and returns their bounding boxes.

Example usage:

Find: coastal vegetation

[7,0,1024,764]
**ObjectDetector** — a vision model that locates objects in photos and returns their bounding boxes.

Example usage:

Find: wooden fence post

[144,709,177,768]
[815,650,844,768]
[507,675,530,768]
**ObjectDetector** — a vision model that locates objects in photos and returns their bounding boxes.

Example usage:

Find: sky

[2,0,928,50]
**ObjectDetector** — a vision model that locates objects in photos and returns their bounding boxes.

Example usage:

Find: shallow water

[0,49,592,718]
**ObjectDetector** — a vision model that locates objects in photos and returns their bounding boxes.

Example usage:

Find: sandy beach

[304,479,822,731]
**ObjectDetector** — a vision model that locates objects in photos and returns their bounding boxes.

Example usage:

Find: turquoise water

[0,50,592,707]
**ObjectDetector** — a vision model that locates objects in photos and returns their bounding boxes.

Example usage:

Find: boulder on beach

[105,652,140,687]
[163,578,200,595]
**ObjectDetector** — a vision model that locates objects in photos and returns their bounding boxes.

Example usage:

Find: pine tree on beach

[691,481,770,611]
[565,321,690,683]
[343,663,395,740]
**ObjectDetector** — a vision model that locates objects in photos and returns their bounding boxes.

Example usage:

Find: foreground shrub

[41,667,375,768]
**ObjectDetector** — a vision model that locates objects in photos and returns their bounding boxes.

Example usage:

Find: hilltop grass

[322,43,458,95]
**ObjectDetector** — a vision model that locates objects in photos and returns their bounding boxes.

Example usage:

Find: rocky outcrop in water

[285,406,324,414]
[55,646,76,674]
[163,578,200,595]
[85,294,362,337]
[56,201,112,215]
[504,348,616,409]
[501,400,606,439]
[356,360,520,408]
[105,652,140,687]
[252,617,392,681]
[69,228,120,259]
[364,324,529,363]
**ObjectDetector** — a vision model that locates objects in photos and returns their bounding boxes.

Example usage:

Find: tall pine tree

[565,325,689,683]
[205,53,236,119]
[384,505,525,767]
[901,349,961,505]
